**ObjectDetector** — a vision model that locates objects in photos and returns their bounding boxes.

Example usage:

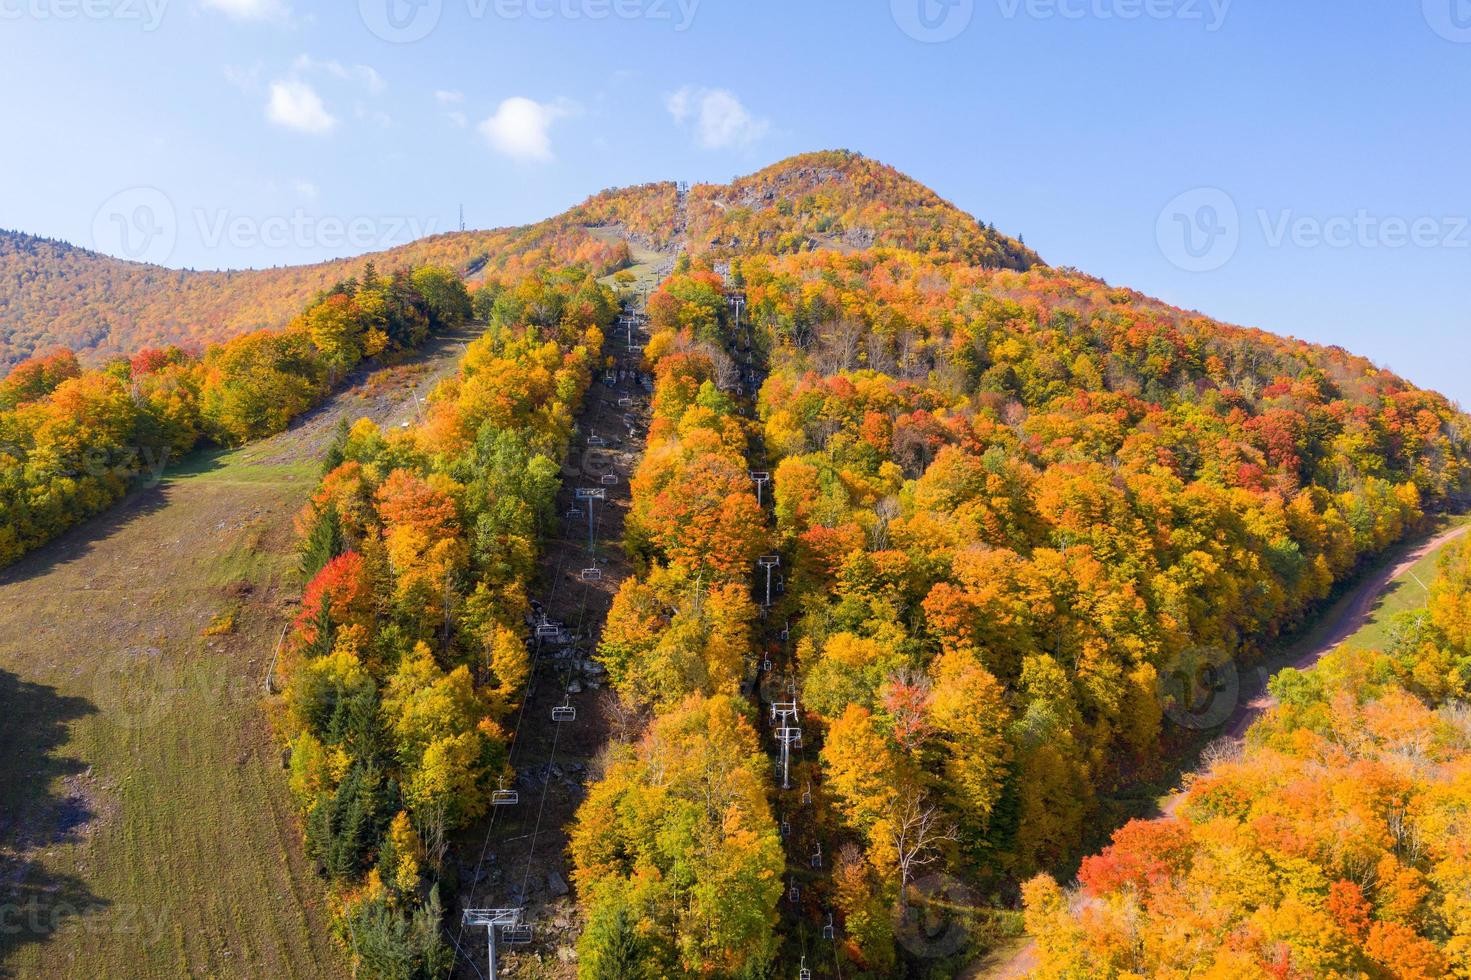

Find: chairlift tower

[575,488,606,553]
[749,470,770,508]
[776,724,803,790]
[462,908,523,980]
[758,555,781,608]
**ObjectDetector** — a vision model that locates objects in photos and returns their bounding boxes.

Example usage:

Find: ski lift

[552,698,576,723]
[588,434,606,447]
[823,913,835,940]
[566,506,583,519]
[799,956,812,980]
[618,396,632,407]
[788,878,800,903]
[761,657,773,673]
[501,924,533,945]
[491,780,519,806]
[802,782,813,805]
[811,842,823,868]
[535,624,561,639]
[581,568,603,582]
[600,473,618,486]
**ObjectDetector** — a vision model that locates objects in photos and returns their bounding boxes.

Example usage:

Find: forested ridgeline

[0,263,476,568]
[274,267,620,975]
[1025,536,1471,977]
[0,219,628,366]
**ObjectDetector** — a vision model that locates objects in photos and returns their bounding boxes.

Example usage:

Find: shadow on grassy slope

[0,669,106,978]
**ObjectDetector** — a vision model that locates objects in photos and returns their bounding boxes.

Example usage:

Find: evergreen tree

[322,416,350,476]
[301,501,344,578]
[579,899,651,980]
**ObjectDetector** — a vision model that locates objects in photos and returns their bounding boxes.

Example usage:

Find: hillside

[6,150,1470,980]
[0,219,622,369]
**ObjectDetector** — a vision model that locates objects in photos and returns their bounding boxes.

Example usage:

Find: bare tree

[815,319,864,375]
[888,790,958,902]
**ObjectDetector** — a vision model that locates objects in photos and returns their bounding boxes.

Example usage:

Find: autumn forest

[4,151,1470,980]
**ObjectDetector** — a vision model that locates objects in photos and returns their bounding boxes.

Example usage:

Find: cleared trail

[0,326,474,980]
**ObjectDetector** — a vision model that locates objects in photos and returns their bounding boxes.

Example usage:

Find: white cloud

[435,89,465,104]
[294,55,385,94]
[223,62,263,93]
[478,97,576,164]
[201,0,289,21]
[666,86,769,150]
[291,178,319,201]
[266,80,336,134]
[354,103,393,129]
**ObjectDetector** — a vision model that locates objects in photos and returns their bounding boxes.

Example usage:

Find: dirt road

[1224,520,1469,738]
[969,518,1469,980]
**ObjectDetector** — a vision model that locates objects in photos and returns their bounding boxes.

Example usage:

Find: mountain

[0,151,1036,370]
[569,149,1041,268]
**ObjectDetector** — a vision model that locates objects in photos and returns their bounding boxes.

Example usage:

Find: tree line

[276,267,618,976]
[0,263,471,568]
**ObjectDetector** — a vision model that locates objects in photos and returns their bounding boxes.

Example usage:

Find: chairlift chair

[552,703,576,723]
[491,784,519,806]
[501,924,533,945]
[581,568,603,582]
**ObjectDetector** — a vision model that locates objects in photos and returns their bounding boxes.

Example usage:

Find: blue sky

[1,0,1469,406]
